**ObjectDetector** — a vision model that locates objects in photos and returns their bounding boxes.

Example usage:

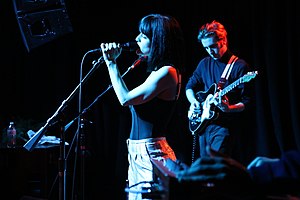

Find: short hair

[197,20,227,44]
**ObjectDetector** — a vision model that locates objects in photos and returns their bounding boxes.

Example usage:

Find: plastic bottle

[7,121,17,148]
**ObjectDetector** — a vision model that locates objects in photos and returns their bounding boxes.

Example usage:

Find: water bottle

[7,121,17,148]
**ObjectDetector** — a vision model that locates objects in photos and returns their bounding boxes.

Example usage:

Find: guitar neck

[219,71,258,97]
[219,77,243,97]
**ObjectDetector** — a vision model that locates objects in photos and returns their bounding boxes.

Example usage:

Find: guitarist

[185,20,253,159]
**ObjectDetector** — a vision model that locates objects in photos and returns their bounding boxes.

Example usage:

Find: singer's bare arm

[107,61,178,106]
[101,42,179,106]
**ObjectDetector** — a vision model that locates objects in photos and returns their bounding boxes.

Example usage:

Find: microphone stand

[73,55,146,200]
[61,55,146,199]
[23,52,105,200]
[23,52,145,200]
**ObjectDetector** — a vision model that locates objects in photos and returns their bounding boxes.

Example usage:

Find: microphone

[89,41,139,52]
[121,41,139,52]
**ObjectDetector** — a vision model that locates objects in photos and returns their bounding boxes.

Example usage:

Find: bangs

[139,17,152,39]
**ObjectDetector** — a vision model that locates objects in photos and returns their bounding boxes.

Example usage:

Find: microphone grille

[122,41,139,51]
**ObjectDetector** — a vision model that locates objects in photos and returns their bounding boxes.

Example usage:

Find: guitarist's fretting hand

[212,92,230,112]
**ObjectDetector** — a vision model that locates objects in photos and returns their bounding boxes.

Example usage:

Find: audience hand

[247,156,280,169]
[176,146,250,184]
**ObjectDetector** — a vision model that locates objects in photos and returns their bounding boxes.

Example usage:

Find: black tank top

[129,98,176,140]
[129,64,180,140]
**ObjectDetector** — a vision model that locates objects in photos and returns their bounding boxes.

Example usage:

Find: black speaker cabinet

[13,0,73,52]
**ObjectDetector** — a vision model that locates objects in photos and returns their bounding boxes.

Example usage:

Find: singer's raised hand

[100,42,122,62]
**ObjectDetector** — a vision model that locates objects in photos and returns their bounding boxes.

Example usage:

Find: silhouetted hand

[176,146,250,184]
[247,156,280,169]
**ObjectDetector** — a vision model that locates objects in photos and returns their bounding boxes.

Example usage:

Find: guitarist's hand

[212,92,230,112]
[214,98,230,112]
[188,99,201,120]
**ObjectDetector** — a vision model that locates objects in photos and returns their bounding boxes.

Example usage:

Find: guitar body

[188,84,220,135]
[188,71,258,136]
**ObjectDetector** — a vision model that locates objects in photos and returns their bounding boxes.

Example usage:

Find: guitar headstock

[242,71,258,82]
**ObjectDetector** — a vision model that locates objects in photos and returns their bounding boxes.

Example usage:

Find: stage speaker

[13,0,73,52]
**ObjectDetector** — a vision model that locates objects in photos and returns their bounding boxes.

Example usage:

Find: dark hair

[139,14,185,72]
[197,20,227,45]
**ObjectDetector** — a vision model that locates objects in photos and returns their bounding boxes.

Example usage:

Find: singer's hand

[100,42,122,62]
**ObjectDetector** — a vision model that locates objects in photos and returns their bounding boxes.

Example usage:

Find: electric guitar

[188,71,258,135]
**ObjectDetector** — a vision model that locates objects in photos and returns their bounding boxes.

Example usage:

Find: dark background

[0,0,299,199]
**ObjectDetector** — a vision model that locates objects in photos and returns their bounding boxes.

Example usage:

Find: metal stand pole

[79,118,86,199]
[58,121,66,200]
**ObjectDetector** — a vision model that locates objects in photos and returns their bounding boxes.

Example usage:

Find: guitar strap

[217,55,238,89]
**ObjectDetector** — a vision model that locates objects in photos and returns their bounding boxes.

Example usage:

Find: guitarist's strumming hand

[188,99,201,120]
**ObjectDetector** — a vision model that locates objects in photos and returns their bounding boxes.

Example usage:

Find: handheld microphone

[89,41,139,52]
[121,41,139,52]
